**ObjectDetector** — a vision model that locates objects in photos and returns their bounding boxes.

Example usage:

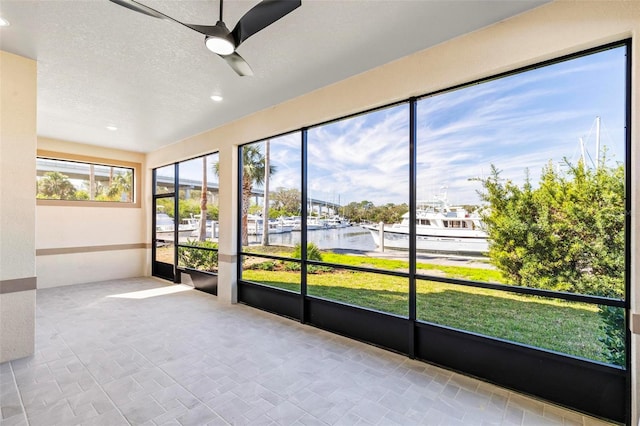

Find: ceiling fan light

[205,35,235,55]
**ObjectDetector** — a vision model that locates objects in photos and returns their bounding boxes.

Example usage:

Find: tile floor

[0,277,616,425]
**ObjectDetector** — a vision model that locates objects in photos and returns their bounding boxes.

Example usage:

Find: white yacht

[156,213,199,241]
[325,216,351,228]
[364,199,489,255]
[247,215,293,235]
[290,217,330,231]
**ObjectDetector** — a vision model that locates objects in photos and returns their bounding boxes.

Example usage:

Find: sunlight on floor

[107,284,192,299]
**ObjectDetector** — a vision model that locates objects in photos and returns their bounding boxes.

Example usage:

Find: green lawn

[242,247,610,364]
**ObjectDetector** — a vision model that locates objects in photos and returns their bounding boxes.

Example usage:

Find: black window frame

[152,153,220,291]
[236,39,632,423]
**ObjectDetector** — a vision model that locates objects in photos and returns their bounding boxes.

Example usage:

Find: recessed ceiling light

[210,94,223,102]
[106,125,118,131]
[0,17,10,27]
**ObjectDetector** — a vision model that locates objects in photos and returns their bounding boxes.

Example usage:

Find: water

[247,226,376,251]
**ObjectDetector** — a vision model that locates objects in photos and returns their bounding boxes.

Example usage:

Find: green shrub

[292,242,323,261]
[74,190,90,200]
[478,161,626,366]
[179,240,218,271]
[598,305,626,366]
[250,261,276,271]
[283,261,301,271]
[308,265,333,274]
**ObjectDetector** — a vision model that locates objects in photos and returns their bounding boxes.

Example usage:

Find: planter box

[183,268,218,296]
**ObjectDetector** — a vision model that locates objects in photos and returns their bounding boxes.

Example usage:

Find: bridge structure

[37,159,341,212]
[157,176,341,213]
[36,158,130,181]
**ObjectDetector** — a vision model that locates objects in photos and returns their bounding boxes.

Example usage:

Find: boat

[274,217,294,233]
[155,213,199,241]
[247,215,293,235]
[189,219,219,240]
[281,215,350,231]
[291,216,329,231]
[280,216,301,229]
[364,197,489,255]
[325,216,351,228]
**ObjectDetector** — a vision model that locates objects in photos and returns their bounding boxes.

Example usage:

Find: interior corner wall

[144,2,639,423]
[35,138,149,288]
[0,51,37,363]
[631,31,639,426]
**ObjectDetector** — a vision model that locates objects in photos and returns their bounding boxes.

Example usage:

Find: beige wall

[0,51,37,363]
[146,2,639,423]
[1,0,634,420]
[36,138,149,288]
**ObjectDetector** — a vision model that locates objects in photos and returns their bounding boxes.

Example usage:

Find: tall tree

[271,187,301,216]
[198,157,208,241]
[261,140,271,246]
[107,171,133,202]
[241,144,276,246]
[37,171,77,200]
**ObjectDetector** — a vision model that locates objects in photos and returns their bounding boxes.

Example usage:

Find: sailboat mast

[595,116,601,169]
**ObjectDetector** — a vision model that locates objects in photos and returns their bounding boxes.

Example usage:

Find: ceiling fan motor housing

[204,21,235,55]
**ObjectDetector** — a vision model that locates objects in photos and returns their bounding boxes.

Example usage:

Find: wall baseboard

[0,277,37,294]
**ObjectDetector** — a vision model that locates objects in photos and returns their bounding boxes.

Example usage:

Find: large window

[239,132,302,293]
[235,42,629,423]
[306,104,410,315]
[152,154,220,282]
[36,152,138,206]
[238,43,629,366]
[176,154,220,273]
[415,45,628,364]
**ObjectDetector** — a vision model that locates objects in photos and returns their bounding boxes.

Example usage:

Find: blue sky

[414,46,627,205]
[176,45,627,208]
[163,153,220,188]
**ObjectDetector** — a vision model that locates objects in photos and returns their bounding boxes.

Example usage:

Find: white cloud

[247,47,627,208]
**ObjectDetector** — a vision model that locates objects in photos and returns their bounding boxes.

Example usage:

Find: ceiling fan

[108,0,301,76]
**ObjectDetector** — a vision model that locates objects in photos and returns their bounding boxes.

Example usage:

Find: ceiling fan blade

[109,0,217,35]
[231,0,301,47]
[182,24,221,36]
[221,52,254,77]
[108,0,171,20]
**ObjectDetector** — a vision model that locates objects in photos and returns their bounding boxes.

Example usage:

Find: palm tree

[37,171,77,199]
[107,171,133,202]
[241,144,276,246]
[198,156,208,241]
[261,140,271,246]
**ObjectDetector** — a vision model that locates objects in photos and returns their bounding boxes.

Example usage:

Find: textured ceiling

[0,0,546,153]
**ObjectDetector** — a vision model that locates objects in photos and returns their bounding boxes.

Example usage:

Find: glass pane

[177,154,220,243]
[416,46,627,298]
[155,164,175,195]
[416,279,624,366]
[240,133,301,254]
[36,157,133,202]
[155,243,174,265]
[307,268,408,316]
[155,197,175,264]
[307,103,410,270]
[241,255,301,293]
